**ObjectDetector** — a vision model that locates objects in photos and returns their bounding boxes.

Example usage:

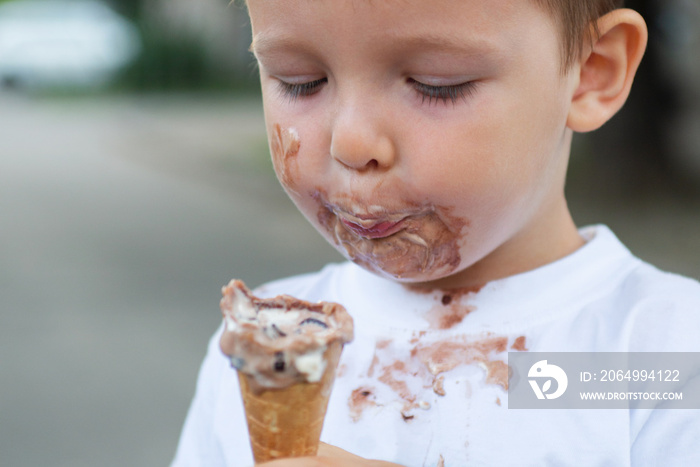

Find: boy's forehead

[247,0,548,58]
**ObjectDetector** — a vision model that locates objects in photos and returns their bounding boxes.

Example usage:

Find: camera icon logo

[528,360,568,400]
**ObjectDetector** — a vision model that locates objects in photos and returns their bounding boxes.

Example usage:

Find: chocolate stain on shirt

[270,124,301,194]
[350,334,510,421]
[432,375,446,396]
[423,285,484,330]
[481,359,509,390]
[511,335,528,351]
[348,386,378,422]
[413,336,508,377]
[378,360,417,411]
[367,339,392,378]
[367,353,380,378]
[409,331,427,345]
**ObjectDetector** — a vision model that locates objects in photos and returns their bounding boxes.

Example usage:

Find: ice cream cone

[238,341,343,463]
[219,279,353,463]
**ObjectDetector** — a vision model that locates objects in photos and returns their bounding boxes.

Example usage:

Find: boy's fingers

[255,444,403,466]
[256,455,357,467]
[254,443,363,464]
[318,443,404,466]
[317,442,366,460]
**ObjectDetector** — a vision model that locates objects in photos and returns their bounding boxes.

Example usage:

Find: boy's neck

[407,197,584,292]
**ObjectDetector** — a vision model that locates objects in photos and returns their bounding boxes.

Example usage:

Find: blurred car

[0,0,140,89]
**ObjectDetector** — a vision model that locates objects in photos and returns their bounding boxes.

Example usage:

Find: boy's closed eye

[407,78,478,105]
[276,76,479,106]
[276,77,328,101]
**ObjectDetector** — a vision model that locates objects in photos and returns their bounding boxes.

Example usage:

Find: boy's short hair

[534,0,625,70]
[243,0,625,71]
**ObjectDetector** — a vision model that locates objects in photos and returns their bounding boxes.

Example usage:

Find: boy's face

[249,0,582,289]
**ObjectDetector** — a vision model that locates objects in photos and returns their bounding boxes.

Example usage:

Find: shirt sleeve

[628,273,700,466]
[631,403,700,466]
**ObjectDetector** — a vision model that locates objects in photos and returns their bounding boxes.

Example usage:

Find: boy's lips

[327,203,414,239]
[315,195,466,280]
[340,218,407,239]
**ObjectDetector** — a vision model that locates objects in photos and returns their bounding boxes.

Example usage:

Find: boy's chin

[316,207,465,285]
[338,249,461,285]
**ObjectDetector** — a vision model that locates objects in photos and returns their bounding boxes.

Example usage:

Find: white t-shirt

[172,225,700,466]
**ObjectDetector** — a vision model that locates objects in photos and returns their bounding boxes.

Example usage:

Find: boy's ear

[567,9,648,133]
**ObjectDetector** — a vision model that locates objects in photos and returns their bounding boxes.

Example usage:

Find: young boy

[173,1,700,465]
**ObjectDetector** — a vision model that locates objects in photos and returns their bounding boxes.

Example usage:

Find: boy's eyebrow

[250,33,327,58]
[388,32,499,56]
[250,31,500,59]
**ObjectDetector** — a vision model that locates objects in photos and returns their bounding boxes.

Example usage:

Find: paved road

[0,93,340,467]
[1,93,698,467]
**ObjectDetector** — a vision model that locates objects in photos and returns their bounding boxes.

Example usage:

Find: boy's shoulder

[624,260,700,301]
[552,225,700,336]
[565,226,700,351]
[615,261,700,351]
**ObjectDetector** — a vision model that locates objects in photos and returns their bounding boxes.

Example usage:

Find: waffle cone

[238,341,343,463]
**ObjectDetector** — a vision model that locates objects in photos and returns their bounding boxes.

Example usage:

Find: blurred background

[0,0,698,465]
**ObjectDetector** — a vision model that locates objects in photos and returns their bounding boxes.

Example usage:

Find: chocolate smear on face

[315,195,466,281]
[270,124,301,194]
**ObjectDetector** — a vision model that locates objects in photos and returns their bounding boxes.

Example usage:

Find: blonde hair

[533,0,625,70]
[242,0,625,70]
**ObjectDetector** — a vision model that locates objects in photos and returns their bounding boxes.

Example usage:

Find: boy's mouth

[340,218,407,239]
[314,194,466,281]
[329,204,414,239]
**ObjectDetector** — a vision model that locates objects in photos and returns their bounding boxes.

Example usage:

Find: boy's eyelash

[275,77,476,105]
[408,79,477,105]
[277,78,328,101]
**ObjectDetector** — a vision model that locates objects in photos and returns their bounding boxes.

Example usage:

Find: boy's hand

[256,443,402,466]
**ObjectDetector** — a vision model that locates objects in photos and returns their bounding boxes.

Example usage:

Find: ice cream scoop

[219,279,354,462]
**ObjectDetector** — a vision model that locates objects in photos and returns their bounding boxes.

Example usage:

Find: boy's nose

[330,110,396,171]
